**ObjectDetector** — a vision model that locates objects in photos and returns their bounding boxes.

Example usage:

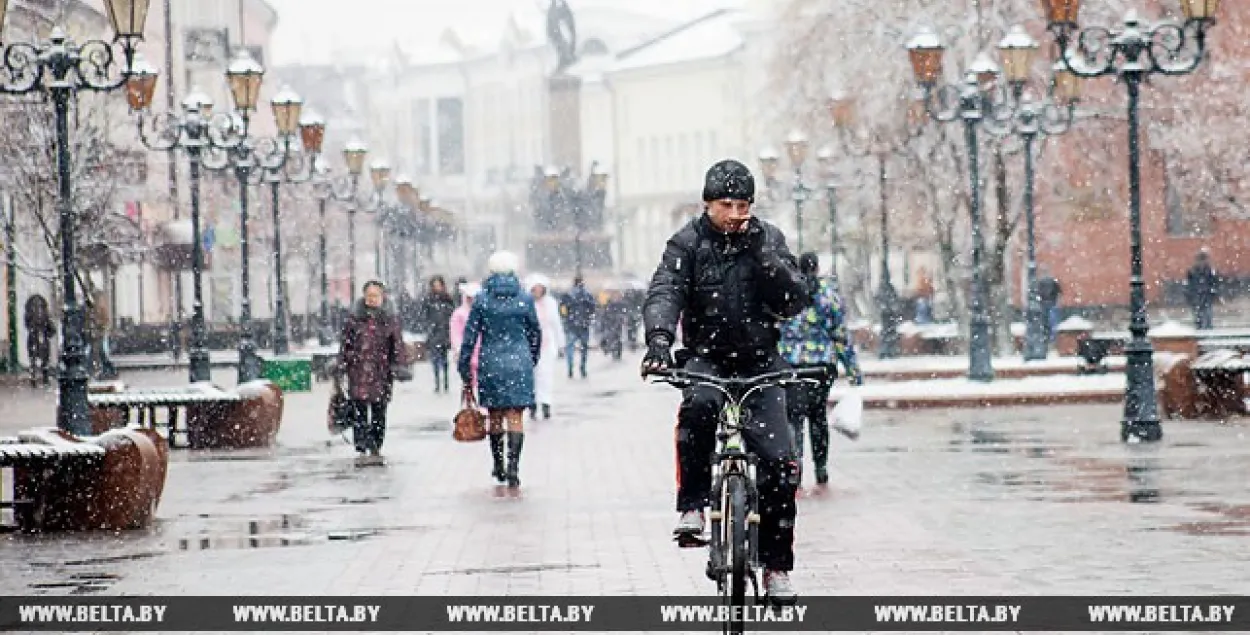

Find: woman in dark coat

[24,294,55,387]
[458,252,541,488]
[336,280,408,464]
[418,275,456,393]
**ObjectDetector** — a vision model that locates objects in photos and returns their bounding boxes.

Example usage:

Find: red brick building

[1025,4,1250,313]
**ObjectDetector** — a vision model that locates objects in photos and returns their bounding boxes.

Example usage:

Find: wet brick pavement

[1,354,1249,632]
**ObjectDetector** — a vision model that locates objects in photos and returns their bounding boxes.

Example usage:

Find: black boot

[489,433,506,483]
[506,431,524,489]
[541,404,551,420]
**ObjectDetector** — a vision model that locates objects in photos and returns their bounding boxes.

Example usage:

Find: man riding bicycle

[640,159,811,602]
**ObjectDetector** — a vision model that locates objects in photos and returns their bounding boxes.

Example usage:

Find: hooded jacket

[458,273,542,409]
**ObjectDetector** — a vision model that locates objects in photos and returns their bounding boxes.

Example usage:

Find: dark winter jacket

[336,298,407,402]
[1187,263,1218,306]
[561,285,597,333]
[459,273,542,409]
[418,291,456,350]
[643,214,809,365]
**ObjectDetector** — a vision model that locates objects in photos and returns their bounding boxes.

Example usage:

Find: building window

[437,97,465,175]
[415,99,432,176]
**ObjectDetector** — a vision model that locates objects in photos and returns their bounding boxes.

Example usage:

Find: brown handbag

[452,387,486,442]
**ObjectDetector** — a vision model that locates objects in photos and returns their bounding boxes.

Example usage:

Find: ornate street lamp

[312,138,367,344]
[1042,1,1220,442]
[0,0,151,434]
[203,49,301,383]
[262,88,319,356]
[815,146,838,278]
[906,28,996,382]
[367,159,391,278]
[132,75,255,383]
[784,130,810,253]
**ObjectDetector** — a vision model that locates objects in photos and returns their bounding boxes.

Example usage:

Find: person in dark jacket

[640,158,809,603]
[1037,270,1063,343]
[598,290,627,361]
[24,294,55,387]
[336,281,408,465]
[1187,249,1218,330]
[419,275,456,393]
[459,251,542,489]
[560,276,596,378]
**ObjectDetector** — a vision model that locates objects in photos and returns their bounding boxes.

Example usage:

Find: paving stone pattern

[1,356,1248,634]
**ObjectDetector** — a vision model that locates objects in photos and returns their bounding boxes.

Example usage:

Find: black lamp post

[133,81,249,383]
[1042,0,1220,442]
[0,0,151,435]
[312,139,367,344]
[906,31,1000,383]
[261,99,323,356]
[365,160,392,280]
[202,50,301,384]
[980,26,1080,363]
[815,147,839,278]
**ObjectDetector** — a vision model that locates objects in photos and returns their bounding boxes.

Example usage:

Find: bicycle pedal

[674,532,709,548]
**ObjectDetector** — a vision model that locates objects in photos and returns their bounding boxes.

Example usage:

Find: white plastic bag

[831,388,864,440]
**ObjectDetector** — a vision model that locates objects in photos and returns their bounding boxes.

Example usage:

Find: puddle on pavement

[176,514,315,551]
[427,563,599,576]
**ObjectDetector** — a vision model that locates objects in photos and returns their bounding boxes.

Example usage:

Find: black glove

[640,334,674,376]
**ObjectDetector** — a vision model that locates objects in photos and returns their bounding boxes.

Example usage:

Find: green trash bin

[261,355,313,393]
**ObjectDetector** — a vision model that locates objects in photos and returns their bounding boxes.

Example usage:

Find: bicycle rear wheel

[720,474,748,634]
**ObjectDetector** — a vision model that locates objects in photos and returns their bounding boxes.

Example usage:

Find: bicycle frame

[649,366,826,600]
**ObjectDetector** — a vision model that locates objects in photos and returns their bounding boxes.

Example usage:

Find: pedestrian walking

[778,253,863,487]
[913,267,934,325]
[334,280,409,465]
[1037,269,1063,342]
[560,275,596,378]
[1187,249,1218,330]
[458,252,541,488]
[526,273,565,420]
[418,275,456,393]
[23,294,55,387]
[450,282,481,392]
[598,290,627,361]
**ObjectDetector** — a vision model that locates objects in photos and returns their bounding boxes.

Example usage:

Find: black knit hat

[702,159,755,203]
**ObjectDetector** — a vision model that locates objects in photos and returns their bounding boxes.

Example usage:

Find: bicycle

[647,365,826,633]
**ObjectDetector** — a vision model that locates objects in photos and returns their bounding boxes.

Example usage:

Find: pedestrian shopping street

[2,359,1247,600]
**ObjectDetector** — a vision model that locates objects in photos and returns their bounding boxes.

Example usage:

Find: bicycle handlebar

[645,366,828,392]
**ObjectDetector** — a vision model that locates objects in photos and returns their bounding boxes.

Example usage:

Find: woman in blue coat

[458,251,542,488]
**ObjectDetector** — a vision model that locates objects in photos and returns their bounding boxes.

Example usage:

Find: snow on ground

[830,372,1126,400]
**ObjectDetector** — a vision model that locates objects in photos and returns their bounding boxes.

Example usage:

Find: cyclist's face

[707,199,751,233]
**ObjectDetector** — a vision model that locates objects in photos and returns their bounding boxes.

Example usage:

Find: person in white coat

[526,273,565,420]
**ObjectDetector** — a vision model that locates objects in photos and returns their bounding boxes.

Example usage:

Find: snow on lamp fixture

[270,85,303,136]
[370,160,391,189]
[343,138,368,176]
[298,108,326,154]
[758,148,780,181]
[785,130,808,167]
[225,49,264,112]
[906,27,945,86]
[124,53,158,111]
[998,26,1038,85]
[181,86,213,115]
[969,51,1001,88]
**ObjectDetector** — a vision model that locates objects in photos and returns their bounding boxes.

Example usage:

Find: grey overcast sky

[265,0,727,66]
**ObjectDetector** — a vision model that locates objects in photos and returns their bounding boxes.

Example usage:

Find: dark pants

[676,355,798,572]
[566,328,589,377]
[430,346,449,389]
[1194,302,1214,330]
[785,364,835,472]
[351,399,388,452]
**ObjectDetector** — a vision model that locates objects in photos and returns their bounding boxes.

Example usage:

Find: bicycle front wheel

[720,473,748,634]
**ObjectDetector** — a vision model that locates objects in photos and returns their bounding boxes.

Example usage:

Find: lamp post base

[188,347,211,384]
[1121,420,1163,443]
[1023,302,1049,362]
[237,338,261,384]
